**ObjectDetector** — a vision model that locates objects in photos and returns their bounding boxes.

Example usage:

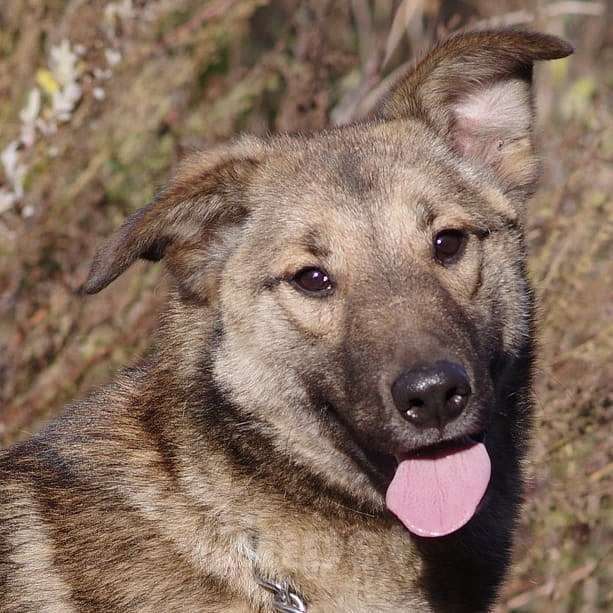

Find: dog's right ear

[376,30,573,202]
[80,143,263,295]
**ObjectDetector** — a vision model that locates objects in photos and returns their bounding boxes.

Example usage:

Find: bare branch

[383,0,424,67]
[472,1,605,29]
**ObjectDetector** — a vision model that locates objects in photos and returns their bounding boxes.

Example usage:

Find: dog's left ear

[378,30,573,200]
[80,141,263,295]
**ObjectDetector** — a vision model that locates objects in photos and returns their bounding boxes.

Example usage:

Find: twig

[330,73,380,126]
[550,325,613,365]
[343,58,413,124]
[472,1,605,29]
[502,560,598,610]
[163,0,238,47]
[383,0,424,67]
[589,462,613,483]
[351,0,374,71]
[544,1,605,18]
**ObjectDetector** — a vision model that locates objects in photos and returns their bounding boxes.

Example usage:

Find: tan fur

[0,30,572,612]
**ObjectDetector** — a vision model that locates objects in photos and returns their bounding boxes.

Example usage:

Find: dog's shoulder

[0,366,150,520]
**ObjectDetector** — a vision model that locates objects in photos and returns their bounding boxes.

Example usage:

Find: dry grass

[0,1,610,610]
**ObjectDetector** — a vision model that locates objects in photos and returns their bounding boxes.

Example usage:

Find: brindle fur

[0,30,572,612]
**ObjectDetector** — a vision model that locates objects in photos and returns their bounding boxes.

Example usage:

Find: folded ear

[378,30,573,199]
[81,142,263,295]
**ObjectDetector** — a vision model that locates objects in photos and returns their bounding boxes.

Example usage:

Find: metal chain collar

[255,574,308,613]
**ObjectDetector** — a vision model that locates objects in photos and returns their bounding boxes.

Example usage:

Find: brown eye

[433,230,467,265]
[291,267,334,295]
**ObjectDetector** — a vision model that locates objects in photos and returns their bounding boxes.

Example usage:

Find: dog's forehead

[266,122,443,193]
[253,121,509,232]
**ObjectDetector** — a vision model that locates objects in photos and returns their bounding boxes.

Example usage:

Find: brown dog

[0,30,572,612]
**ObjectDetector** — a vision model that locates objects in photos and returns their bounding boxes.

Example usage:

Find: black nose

[391,361,471,429]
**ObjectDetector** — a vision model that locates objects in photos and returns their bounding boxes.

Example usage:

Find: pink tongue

[385,442,491,537]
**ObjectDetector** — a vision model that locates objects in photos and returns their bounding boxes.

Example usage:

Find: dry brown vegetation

[0,1,611,610]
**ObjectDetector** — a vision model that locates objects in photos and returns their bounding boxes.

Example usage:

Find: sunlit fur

[0,30,572,612]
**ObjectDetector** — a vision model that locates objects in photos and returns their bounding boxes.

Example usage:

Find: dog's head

[83,31,571,537]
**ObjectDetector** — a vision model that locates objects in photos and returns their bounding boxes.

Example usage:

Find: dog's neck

[136,301,533,612]
[130,351,431,611]
[129,360,505,612]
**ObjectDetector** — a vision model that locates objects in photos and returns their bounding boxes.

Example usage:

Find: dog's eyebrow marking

[442,161,520,229]
[433,163,519,231]
[414,199,436,231]
[301,229,330,259]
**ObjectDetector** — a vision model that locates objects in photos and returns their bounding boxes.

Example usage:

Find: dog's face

[215,124,522,454]
[83,31,571,536]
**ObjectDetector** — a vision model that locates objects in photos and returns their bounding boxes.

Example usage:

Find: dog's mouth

[321,402,490,538]
[361,431,490,539]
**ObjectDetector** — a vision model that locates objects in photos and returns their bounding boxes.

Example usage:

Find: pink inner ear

[453,114,506,170]
[451,79,531,161]
[453,115,483,157]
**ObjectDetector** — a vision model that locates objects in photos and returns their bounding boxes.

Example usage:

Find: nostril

[403,397,427,425]
[445,390,469,420]
[405,400,430,427]
[445,384,470,404]
[446,385,468,401]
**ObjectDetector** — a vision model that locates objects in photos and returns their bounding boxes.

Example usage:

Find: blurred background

[0,1,611,610]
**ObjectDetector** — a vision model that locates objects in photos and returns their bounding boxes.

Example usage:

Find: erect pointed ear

[378,30,573,199]
[80,141,264,295]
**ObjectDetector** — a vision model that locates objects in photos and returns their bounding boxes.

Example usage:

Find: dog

[0,30,572,612]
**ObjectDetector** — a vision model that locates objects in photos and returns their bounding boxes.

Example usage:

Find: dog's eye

[291,267,334,295]
[433,230,467,265]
